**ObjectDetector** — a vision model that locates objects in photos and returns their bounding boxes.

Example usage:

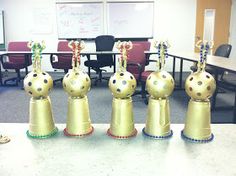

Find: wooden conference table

[0,123,236,176]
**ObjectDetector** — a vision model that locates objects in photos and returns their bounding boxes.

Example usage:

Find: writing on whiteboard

[56,3,103,39]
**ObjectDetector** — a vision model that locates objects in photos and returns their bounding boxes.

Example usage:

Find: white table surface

[0,123,236,176]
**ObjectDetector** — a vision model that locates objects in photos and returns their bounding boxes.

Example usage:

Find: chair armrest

[1,55,9,63]
[50,54,58,63]
[148,59,157,63]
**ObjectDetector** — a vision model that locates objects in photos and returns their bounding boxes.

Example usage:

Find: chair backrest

[58,40,71,51]
[214,44,232,58]
[132,41,151,51]
[95,35,115,66]
[127,44,146,79]
[57,40,72,60]
[8,41,31,64]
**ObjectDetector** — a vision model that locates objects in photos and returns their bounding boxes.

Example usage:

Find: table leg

[0,56,2,86]
[25,54,29,75]
[234,93,236,124]
[172,56,176,80]
[179,58,183,89]
[0,63,2,86]
[211,73,219,110]
[86,54,91,77]
[113,54,116,73]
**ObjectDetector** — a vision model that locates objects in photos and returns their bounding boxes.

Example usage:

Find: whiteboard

[107,2,154,38]
[56,3,103,39]
[0,11,4,44]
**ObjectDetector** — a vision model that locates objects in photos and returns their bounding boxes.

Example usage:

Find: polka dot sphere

[63,70,91,97]
[185,71,216,100]
[24,71,53,98]
[146,71,175,99]
[109,71,137,99]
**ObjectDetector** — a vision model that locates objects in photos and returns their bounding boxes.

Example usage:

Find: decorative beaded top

[68,40,85,70]
[116,41,132,71]
[27,41,46,72]
[154,41,170,70]
[195,40,214,71]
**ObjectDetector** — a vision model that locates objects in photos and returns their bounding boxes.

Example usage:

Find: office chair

[213,75,236,122]
[1,41,31,86]
[190,44,232,79]
[84,35,115,85]
[127,42,153,102]
[50,41,72,85]
[210,45,234,115]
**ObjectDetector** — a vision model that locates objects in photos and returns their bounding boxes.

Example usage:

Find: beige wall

[1,0,197,72]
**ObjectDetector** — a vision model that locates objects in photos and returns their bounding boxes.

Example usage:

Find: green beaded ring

[26,127,58,139]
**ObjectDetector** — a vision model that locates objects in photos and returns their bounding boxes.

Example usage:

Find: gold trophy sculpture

[142,41,175,139]
[182,40,216,143]
[107,41,137,139]
[0,134,10,144]
[24,41,58,138]
[63,40,93,137]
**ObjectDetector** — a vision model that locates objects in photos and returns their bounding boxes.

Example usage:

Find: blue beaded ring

[181,130,214,143]
[142,128,173,139]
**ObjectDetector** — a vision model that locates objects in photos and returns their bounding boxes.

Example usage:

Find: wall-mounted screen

[107,2,154,38]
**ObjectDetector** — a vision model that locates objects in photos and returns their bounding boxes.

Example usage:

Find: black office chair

[190,44,232,79]
[84,35,115,85]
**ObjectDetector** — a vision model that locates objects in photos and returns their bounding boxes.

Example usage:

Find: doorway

[195,0,232,53]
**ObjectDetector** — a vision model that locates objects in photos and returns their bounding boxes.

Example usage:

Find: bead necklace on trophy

[24,41,58,139]
[63,40,93,137]
[143,41,175,139]
[182,40,216,143]
[107,41,137,139]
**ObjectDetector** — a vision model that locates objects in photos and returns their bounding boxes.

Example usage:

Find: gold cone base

[65,96,93,137]
[143,97,172,139]
[27,97,57,138]
[182,99,213,142]
[108,97,137,139]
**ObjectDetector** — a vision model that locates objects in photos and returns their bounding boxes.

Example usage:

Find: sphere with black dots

[109,71,137,99]
[24,71,53,98]
[185,71,216,101]
[63,70,91,98]
[146,70,175,99]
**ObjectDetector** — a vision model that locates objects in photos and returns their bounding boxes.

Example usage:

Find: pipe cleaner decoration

[195,40,214,71]
[27,41,46,71]
[154,41,171,70]
[116,41,133,71]
[68,40,85,69]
